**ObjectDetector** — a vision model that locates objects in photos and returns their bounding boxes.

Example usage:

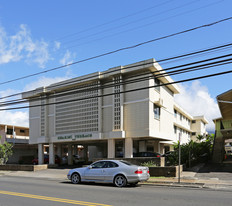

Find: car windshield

[120,160,134,166]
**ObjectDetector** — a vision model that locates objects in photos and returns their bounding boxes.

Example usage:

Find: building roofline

[174,103,193,119]
[22,58,180,99]
[0,124,29,129]
[193,116,209,124]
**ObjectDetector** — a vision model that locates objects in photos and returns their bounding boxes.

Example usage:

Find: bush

[141,160,157,167]
[0,137,13,165]
[168,134,214,167]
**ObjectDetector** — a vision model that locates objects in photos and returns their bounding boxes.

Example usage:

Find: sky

[0,0,232,131]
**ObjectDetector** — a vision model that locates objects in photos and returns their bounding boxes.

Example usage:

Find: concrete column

[73,145,77,155]
[98,80,102,133]
[49,143,55,165]
[120,75,124,131]
[68,144,73,165]
[56,144,62,158]
[38,143,44,165]
[84,145,89,162]
[125,138,133,158]
[154,140,159,152]
[108,139,115,158]
[139,141,146,152]
[160,143,165,154]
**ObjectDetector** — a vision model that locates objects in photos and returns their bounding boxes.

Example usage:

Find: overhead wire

[1,54,232,108]
[64,0,223,49]
[56,0,174,41]
[0,68,231,111]
[1,42,232,102]
[61,0,200,46]
[1,51,232,105]
[0,16,231,90]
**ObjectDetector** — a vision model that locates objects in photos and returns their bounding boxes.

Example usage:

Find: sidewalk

[1,164,232,190]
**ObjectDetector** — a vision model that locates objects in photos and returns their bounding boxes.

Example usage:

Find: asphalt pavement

[1,163,232,190]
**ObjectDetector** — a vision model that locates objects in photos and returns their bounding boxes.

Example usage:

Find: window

[174,126,177,134]
[154,104,160,119]
[180,114,182,121]
[6,128,13,135]
[154,77,160,92]
[174,109,177,118]
[105,161,119,168]
[192,120,196,123]
[192,132,196,136]
[91,161,107,169]
[20,129,25,133]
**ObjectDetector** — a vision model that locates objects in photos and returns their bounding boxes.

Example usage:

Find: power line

[0,69,231,111]
[1,51,232,106]
[1,55,232,108]
[1,48,232,104]
[63,0,221,49]
[0,16,231,88]
[61,0,200,46]
[56,0,174,41]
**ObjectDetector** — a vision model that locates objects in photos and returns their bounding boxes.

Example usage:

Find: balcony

[5,135,29,144]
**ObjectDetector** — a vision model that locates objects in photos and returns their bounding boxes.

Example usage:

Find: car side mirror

[88,165,92,169]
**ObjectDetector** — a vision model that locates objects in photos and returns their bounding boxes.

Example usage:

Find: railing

[6,135,29,140]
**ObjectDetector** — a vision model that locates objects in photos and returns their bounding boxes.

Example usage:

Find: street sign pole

[178,133,181,184]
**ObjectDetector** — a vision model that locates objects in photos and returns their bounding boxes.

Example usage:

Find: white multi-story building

[22,59,208,165]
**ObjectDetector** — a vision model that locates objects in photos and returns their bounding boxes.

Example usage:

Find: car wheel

[114,175,127,187]
[71,173,81,184]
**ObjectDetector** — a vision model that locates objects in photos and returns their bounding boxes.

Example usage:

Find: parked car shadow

[59,181,140,188]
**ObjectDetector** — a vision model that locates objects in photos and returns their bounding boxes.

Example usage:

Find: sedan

[67,160,150,187]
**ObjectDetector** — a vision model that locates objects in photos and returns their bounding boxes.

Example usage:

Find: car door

[102,161,119,182]
[83,161,106,182]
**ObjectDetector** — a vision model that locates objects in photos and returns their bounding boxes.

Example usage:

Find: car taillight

[147,170,149,174]
[157,155,160,157]
[135,169,143,174]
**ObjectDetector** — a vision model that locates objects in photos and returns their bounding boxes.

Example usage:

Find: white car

[67,160,150,187]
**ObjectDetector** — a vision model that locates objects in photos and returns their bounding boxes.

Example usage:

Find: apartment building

[0,124,37,163]
[22,59,207,165]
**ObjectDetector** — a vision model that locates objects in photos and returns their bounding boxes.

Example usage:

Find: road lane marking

[0,190,112,206]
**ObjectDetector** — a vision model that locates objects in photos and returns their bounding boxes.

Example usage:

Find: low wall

[0,164,48,171]
[149,165,183,177]
[93,157,161,166]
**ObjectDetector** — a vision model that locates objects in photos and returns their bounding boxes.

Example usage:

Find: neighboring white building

[22,59,208,165]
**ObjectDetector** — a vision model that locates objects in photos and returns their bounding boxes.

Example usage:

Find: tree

[167,134,214,167]
[0,136,13,165]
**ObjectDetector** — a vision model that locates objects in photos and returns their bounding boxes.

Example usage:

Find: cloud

[0,89,29,127]
[0,24,51,68]
[59,50,76,65]
[0,110,29,127]
[54,41,61,51]
[174,80,220,131]
[0,75,71,127]
[23,75,70,91]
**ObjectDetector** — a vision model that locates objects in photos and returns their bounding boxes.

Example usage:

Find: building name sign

[57,133,92,141]
[75,134,92,139]
[57,135,72,140]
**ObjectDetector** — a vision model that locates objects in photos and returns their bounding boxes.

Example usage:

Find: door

[83,161,107,181]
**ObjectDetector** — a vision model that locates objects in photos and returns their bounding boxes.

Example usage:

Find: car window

[91,161,106,168]
[105,161,119,168]
[120,160,134,166]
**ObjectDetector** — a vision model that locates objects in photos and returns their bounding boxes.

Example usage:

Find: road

[0,176,231,206]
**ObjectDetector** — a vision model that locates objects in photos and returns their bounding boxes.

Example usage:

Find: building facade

[22,59,208,165]
[0,124,37,164]
[212,89,232,163]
